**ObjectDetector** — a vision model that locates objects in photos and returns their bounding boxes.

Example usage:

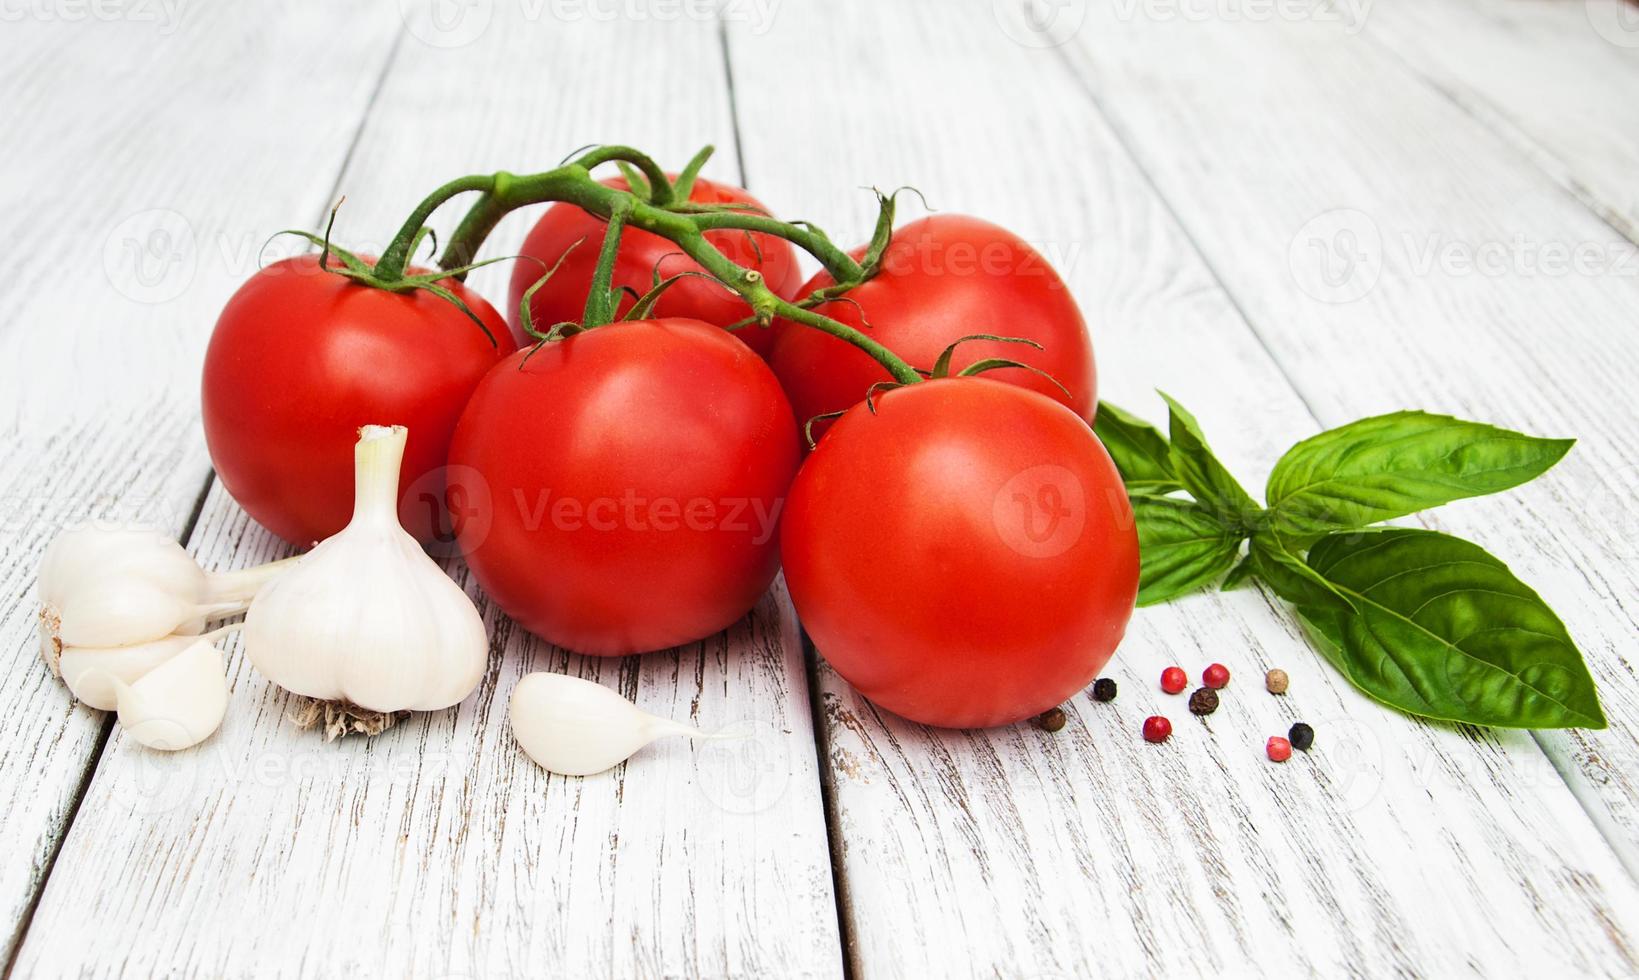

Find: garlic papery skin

[59,626,239,711]
[243,425,488,715]
[110,639,229,751]
[510,672,704,776]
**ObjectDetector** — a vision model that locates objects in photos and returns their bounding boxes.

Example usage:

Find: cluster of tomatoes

[201,172,1139,729]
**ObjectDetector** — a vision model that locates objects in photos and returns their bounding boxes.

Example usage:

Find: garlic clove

[54,582,231,649]
[39,525,207,609]
[112,639,229,751]
[59,634,202,711]
[510,672,703,776]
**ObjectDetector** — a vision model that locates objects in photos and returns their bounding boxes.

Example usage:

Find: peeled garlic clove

[112,639,229,751]
[510,672,703,776]
[58,634,202,711]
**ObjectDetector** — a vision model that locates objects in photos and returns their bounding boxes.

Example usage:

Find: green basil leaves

[1095,396,1602,730]
[1265,412,1573,540]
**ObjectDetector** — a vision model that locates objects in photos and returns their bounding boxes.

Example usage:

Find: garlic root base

[288,697,408,741]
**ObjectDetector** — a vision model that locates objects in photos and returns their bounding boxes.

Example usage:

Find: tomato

[781,377,1137,728]
[447,318,800,656]
[507,176,802,356]
[768,214,1095,431]
[202,255,513,546]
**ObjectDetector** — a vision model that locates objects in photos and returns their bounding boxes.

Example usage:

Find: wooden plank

[13,8,842,978]
[1365,0,1639,244]
[1062,0,1639,875]
[727,1,1639,975]
[0,5,399,965]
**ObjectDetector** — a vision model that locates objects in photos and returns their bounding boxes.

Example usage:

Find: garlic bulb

[243,425,488,716]
[59,626,238,711]
[36,523,289,675]
[510,672,704,776]
[111,638,229,751]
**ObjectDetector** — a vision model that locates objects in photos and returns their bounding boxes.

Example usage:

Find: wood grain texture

[728,0,1639,975]
[17,490,837,978]
[1366,0,1639,244]
[13,7,842,977]
[1062,0,1639,877]
[0,4,399,965]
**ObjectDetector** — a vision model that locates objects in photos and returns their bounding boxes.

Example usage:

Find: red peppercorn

[1143,716,1172,743]
[1203,663,1230,689]
[1160,667,1188,694]
[1266,736,1292,762]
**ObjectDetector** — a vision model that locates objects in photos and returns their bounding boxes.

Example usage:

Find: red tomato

[202,255,513,546]
[507,176,802,356]
[781,377,1137,728]
[769,214,1095,430]
[448,318,800,655]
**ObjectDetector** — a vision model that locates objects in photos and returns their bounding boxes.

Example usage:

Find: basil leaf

[1219,552,1256,592]
[1265,412,1573,538]
[1132,495,1243,606]
[1295,528,1605,729]
[1159,392,1262,530]
[1247,531,1355,613]
[1094,401,1183,494]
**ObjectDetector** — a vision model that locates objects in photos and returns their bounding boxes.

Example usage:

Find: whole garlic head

[243,426,488,714]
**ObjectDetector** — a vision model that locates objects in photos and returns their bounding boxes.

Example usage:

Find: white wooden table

[5,1,1639,976]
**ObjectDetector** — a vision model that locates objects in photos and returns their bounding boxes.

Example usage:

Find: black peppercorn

[1035,707,1067,732]
[1289,722,1314,751]
[1187,687,1219,715]
[1092,678,1117,702]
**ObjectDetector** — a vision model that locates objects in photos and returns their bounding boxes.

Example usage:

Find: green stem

[688,211,864,283]
[582,201,630,328]
[395,147,920,384]
[571,145,673,206]
[374,174,496,281]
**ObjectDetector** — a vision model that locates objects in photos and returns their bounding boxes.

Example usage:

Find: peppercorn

[1143,715,1172,743]
[1188,687,1219,715]
[1266,736,1292,762]
[1203,663,1230,689]
[1288,722,1314,751]
[1160,666,1188,694]
[1035,707,1067,732]
[1265,668,1289,695]
[1092,678,1118,702]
